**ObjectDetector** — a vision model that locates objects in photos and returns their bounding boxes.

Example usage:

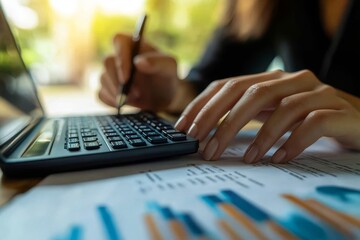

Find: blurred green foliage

[93,0,220,67]
[13,0,221,82]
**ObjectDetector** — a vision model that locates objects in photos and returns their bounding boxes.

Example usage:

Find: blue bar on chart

[145,201,207,239]
[221,189,270,222]
[53,225,83,240]
[201,190,299,240]
[201,195,224,216]
[97,205,122,240]
[177,213,207,237]
[282,194,359,239]
[280,213,332,240]
[201,193,267,239]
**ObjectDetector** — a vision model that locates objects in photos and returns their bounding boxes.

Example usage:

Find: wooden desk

[0,85,262,208]
[0,85,114,207]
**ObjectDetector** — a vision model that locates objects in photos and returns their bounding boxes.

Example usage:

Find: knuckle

[306,111,330,130]
[271,69,285,78]
[208,80,223,90]
[298,69,315,78]
[196,104,213,123]
[223,78,241,92]
[317,84,336,95]
[245,83,271,99]
[279,96,296,111]
[298,69,320,84]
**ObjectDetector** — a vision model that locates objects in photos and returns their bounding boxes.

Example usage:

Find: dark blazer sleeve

[186,27,277,94]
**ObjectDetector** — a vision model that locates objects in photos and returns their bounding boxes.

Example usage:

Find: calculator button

[108,136,122,141]
[169,133,187,141]
[81,132,97,137]
[111,141,127,149]
[162,129,177,135]
[143,131,159,137]
[68,133,78,138]
[83,137,98,142]
[126,134,140,140]
[84,141,101,150]
[148,136,167,144]
[68,138,79,143]
[129,139,146,146]
[105,132,118,137]
[67,143,80,151]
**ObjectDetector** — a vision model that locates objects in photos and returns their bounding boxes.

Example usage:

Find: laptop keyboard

[64,112,188,152]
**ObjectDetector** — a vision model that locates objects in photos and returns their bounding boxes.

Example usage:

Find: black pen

[117,14,148,115]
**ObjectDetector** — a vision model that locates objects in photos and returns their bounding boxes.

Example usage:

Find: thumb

[134,52,177,76]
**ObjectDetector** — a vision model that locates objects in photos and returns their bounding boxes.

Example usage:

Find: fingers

[243,85,346,163]
[113,34,133,84]
[113,33,156,84]
[271,109,348,163]
[98,81,117,107]
[102,56,119,96]
[195,70,319,160]
[175,79,226,133]
[176,70,286,134]
[134,52,177,77]
[177,68,358,164]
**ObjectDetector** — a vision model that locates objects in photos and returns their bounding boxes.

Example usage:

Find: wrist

[166,79,197,116]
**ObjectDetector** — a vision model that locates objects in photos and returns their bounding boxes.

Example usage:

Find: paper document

[0,130,360,240]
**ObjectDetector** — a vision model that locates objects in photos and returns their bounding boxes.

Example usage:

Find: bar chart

[53,205,122,240]
[138,187,360,240]
[51,185,360,240]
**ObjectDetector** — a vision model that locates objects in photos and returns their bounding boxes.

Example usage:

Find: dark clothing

[187,0,360,97]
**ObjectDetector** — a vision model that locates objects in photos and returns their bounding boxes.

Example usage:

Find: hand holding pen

[117,14,147,115]
[98,15,182,113]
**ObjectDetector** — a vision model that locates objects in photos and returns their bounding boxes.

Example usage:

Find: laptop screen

[0,5,43,146]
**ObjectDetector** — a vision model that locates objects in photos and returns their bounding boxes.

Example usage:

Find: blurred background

[1,0,221,115]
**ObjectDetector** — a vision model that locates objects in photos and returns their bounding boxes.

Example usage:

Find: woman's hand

[98,33,180,111]
[175,70,360,163]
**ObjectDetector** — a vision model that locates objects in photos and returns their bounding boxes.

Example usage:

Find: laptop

[0,5,198,178]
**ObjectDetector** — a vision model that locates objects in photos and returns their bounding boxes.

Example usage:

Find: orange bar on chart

[306,199,360,228]
[144,213,163,240]
[282,194,354,238]
[219,203,268,240]
[218,219,243,240]
[168,219,188,240]
[266,221,298,240]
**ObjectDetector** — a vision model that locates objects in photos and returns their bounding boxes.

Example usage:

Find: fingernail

[174,116,187,131]
[203,138,218,161]
[272,149,286,163]
[198,140,207,153]
[244,145,259,163]
[187,123,198,138]
[135,56,151,69]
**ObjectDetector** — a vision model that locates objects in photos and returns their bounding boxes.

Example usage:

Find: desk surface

[0,85,262,208]
[0,85,104,206]
[0,85,111,207]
